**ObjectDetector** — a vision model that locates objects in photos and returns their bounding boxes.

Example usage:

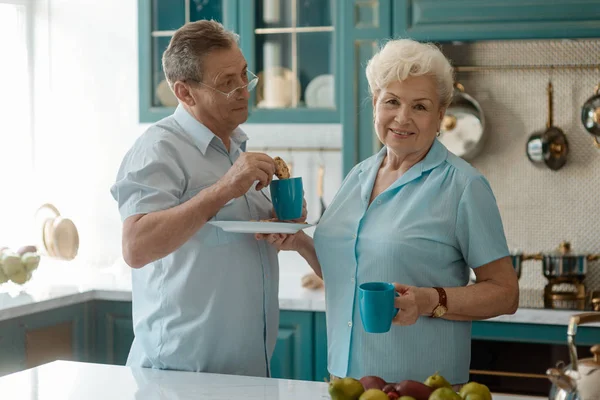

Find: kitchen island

[0,360,543,400]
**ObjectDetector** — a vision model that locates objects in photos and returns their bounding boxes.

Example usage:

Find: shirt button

[352,234,357,239]
[348,321,353,327]
[351,277,355,283]
[377,199,382,205]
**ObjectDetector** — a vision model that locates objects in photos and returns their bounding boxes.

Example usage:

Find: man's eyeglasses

[186,70,259,100]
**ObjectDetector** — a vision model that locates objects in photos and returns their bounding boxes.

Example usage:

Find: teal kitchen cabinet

[340,0,392,175]
[238,0,341,123]
[0,303,88,377]
[314,311,328,382]
[270,310,314,380]
[138,0,239,123]
[92,300,134,366]
[393,0,600,43]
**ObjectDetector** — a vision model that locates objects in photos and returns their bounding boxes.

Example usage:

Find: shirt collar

[359,139,448,174]
[357,139,448,200]
[174,105,248,155]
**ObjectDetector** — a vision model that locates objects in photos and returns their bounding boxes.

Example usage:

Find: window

[0,1,34,248]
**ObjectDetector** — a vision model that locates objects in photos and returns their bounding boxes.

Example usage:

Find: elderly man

[111,20,300,377]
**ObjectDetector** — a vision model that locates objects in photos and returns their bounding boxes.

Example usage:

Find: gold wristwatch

[430,287,448,318]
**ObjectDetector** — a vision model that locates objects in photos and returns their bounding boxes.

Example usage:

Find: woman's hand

[255,231,307,252]
[391,283,437,326]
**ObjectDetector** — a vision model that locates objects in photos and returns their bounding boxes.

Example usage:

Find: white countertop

[0,360,543,400]
[0,252,598,326]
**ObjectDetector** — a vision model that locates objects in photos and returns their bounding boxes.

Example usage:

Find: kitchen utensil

[269,177,304,220]
[316,162,326,220]
[531,241,599,281]
[438,83,486,160]
[35,204,79,260]
[358,282,399,334]
[156,79,178,107]
[580,83,600,148]
[526,81,569,171]
[305,74,335,108]
[208,221,312,234]
[546,312,600,400]
[256,67,301,108]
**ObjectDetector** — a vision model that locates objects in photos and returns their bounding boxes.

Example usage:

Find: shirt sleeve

[110,140,184,222]
[455,176,510,269]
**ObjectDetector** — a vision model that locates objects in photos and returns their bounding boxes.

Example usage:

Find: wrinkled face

[180,45,251,127]
[373,75,444,157]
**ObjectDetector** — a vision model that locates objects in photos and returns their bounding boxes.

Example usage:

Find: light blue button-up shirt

[110,105,279,377]
[313,139,509,384]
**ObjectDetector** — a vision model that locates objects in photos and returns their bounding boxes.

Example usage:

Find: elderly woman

[258,38,518,384]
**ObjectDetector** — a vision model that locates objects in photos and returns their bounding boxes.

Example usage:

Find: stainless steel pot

[547,313,600,400]
[468,253,529,283]
[510,253,524,279]
[581,84,600,148]
[526,81,569,171]
[438,83,485,160]
[532,241,599,281]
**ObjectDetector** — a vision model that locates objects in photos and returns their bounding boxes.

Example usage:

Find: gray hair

[365,39,454,109]
[162,20,239,87]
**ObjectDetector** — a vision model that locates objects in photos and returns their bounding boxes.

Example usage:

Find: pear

[429,387,462,400]
[459,382,491,400]
[424,372,453,389]
[359,389,389,400]
[329,377,365,400]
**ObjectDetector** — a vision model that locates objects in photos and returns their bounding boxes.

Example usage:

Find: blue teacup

[358,282,400,333]
[269,177,303,221]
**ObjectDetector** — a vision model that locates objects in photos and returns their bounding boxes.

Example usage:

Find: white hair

[365,39,454,109]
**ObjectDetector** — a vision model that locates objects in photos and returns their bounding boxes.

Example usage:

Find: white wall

[32,1,343,269]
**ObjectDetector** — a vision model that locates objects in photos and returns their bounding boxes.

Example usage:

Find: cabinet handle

[469,369,547,379]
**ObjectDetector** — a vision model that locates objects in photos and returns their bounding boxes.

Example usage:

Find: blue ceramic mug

[358,282,400,333]
[269,177,303,221]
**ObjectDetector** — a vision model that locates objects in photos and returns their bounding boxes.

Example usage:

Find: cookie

[273,156,291,179]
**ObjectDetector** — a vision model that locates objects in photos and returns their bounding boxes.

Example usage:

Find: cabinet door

[92,301,134,365]
[238,0,340,123]
[270,311,314,380]
[340,0,391,175]
[0,303,87,377]
[314,311,328,382]
[138,0,238,123]
[393,0,600,42]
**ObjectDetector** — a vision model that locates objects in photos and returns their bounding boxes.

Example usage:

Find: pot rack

[454,63,600,72]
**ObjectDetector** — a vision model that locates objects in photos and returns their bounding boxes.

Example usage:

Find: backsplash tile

[442,39,600,291]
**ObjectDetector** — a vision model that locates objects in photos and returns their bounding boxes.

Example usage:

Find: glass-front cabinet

[138,0,339,124]
[138,0,237,122]
[239,0,339,122]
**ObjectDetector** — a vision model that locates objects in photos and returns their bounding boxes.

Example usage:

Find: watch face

[433,305,448,318]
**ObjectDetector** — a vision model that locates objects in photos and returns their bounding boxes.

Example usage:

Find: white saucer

[305,74,335,108]
[208,221,312,234]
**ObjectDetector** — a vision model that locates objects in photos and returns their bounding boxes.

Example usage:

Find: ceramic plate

[305,74,335,108]
[208,221,312,234]
[156,79,178,107]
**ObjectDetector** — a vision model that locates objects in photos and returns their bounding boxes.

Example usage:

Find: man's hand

[218,152,276,199]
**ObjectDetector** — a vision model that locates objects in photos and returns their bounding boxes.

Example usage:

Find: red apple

[360,375,388,391]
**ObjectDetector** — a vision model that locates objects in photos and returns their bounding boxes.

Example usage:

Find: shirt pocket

[180,184,242,246]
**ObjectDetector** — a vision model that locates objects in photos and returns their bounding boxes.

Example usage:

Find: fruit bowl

[0,245,41,288]
[328,372,492,400]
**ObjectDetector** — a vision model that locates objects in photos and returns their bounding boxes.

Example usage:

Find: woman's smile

[389,128,416,139]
